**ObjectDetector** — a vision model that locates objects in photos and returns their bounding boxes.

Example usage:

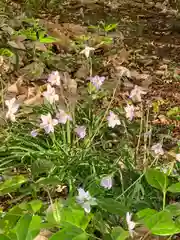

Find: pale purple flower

[107,111,121,128]
[124,104,135,121]
[5,98,19,122]
[80,46,95,58]
[40,113,58,134]
[76,188,96,213]
[144,130,152,138]
[100,176,113,189]
[176,154,180,162]
[151,143,164,155]
[48,71,61,86]
[31,130,38,137]
[126,212,136,237]
[56,109,72,124]
[129,85,146,102]
[75,125,86,139]
[89,75,105,90]
[42,84,59,104]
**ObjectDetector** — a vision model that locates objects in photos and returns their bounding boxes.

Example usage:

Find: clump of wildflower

[56,109,72,124]
[5,98,19,122]
[48,71,61,86]
[75,125,86,139]
[129,85,146,102]
[42,84,59,104]
[31,130,38,137]
[100,176,113,189]
[40,113,58,134]
[80,46,95,58]
[151,143,164,155]
[76,188,96,213]
[89,75,105,90]
[126,212,136,237]
[107,111,121,128]
[124,104,135,121]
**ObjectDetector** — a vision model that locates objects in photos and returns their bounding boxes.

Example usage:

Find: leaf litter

[1,0,180,238]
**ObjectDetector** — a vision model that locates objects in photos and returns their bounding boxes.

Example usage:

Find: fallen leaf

[75,64,89,79]
[24,93,43,105]
[8,76,24,94]
[34,229,52,240]
[118,48,129,64]
[34,42,47,51]
[115,66,131,78]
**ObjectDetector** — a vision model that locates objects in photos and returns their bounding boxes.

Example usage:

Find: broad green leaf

[145,169,168,191]
[0,206,24,231]
[0,235,11,240]
[142,210,179,236]
[46,200,91,230]
[111,227,129,240]
[46,200,63,225]
[29,200,42,213]
[36,176,62,186]
[137,208,157,222]
[165,203,180,217]
[73,233,89,240]
[14,214,41,240]
[61,207,92,230]
[49,226,86,240]
[14,214,32,240]
[39,36,57,43]
[0,175,27,196]
[167,182,180,193]
[26,216,41,240]
[97,198,128,216]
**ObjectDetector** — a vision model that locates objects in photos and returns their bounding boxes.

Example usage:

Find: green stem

[66,120,71,145]
[163,190,166,210]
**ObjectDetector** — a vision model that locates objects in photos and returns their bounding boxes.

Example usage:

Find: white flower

[48,71,61,86]
[151,143,164,155]
[100,176,113,189]
[124,104,135,121]
[5,98,19,122]
[56,109,72,124]
[80,46,95,58]
[176,154,180,162]
[43,84,59,104]
[129,85,146,102]
[40,113,58,134]
[107,111,121,128]
[76,188,96,213]
[74,125,86,139]
[126,212,136,238]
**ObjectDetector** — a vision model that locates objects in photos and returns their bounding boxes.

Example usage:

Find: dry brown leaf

[75,64,89,79]
[115,66,131,78]
[8,76,24,94]
[34,42,47,52]
[24,93,43,105]
[118,48,129,64]
[34,229,52,240]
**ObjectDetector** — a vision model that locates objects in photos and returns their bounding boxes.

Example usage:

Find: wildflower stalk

[116,156,159,200]
[66,120,71,144]
[135,103,144,165]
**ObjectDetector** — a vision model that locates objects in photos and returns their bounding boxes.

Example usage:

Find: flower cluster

[76,175,136,237]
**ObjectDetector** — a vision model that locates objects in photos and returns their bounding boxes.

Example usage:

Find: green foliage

[0,175,27,196]
[145,169,168,191]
